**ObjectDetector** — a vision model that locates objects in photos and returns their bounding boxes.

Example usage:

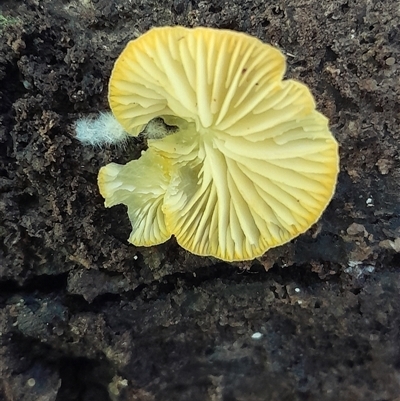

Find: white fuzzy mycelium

[75,112,129,147]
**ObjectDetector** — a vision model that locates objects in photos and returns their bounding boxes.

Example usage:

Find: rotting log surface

[0,0,399,400]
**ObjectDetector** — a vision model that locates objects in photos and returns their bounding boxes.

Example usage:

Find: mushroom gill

[98,26,339,261]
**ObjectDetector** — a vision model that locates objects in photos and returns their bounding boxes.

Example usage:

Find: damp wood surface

[0,0,399,400]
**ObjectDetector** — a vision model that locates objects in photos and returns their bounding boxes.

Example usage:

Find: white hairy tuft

[75,112,129,147]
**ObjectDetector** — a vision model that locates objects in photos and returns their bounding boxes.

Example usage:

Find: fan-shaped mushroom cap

[99,26,339,261]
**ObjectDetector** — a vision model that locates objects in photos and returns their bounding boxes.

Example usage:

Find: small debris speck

[27,378,36,387]
[385,57,395,66]
[347,223,366,236]
[251,332,263,339]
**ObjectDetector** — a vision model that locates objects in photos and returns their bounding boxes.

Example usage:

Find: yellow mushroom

[98,26,339,262]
